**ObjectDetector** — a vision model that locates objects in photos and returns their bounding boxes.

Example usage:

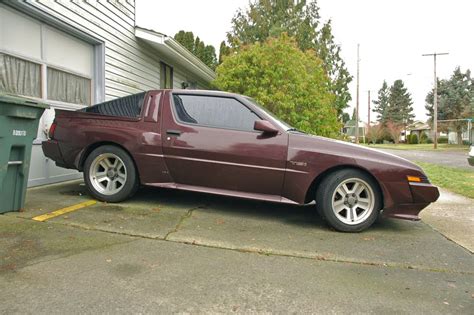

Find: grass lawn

[364,143,469,151]
[416,162,474,199]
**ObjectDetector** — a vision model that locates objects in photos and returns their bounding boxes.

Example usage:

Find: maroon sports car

[42,90,439,232]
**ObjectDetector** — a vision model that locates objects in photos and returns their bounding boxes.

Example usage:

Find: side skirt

[145,182,300,205]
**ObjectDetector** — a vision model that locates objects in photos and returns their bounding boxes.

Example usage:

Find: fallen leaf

[216,219,225,225]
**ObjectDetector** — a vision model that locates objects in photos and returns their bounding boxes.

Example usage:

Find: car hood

[288,132,423,172]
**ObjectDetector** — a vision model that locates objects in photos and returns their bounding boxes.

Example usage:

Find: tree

[351,107,357,121]
[174,31,218,70]
[385,121,403,144]
[387,79,415,133]
[372,80,390,124]
[214,34,339,137]
[174,30,195,52]
[425,67,474,144]
[225,0,352,118]
[342,112,350,123]
[218,41,231,64]
[367,123,383,144]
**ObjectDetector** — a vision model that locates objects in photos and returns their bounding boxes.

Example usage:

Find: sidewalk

[421,189,474,252]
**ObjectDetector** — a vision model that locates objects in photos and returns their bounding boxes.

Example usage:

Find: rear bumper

[383,182,440,220]
[42,140,67,168]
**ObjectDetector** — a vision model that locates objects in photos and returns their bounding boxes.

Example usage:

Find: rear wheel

[84,145,138,202]
[316,169,382,232]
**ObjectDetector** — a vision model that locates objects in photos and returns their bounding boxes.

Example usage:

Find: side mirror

[254,120,278,134]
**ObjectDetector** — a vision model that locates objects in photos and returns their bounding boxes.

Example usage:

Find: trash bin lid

[0,93,49,109]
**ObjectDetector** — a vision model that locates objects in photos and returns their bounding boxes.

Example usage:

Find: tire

[316,169,382,232]
[83,145,139,202]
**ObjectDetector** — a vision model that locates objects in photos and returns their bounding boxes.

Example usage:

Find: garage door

[0,5,95,186]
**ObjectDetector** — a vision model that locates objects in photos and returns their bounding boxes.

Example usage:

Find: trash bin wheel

[84,145,139,202]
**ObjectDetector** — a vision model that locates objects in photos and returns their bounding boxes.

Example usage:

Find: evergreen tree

[342,112,350,123]
[372,80,390,124]
[225,0,352,118]
[174,31,217,70]
[218,41,231,64]
[425,67,474,143]
[387,79,414,128]
[174,31,195,52]
[351,107,357,121]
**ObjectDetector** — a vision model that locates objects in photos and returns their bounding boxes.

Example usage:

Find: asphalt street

[378,148,471,170]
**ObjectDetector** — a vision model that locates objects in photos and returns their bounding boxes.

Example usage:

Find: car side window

[172,94,260,132]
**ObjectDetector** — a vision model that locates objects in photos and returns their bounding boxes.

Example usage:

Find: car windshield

[244,97,295,131]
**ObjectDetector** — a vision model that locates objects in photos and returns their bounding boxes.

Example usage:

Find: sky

[136,0,474,123]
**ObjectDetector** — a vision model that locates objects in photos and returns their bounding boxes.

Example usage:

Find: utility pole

[367,90,371,132]
[355,44,360,144]
[422,52,448,149]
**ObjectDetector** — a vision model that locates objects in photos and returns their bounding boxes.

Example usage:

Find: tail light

[49,121,57,139]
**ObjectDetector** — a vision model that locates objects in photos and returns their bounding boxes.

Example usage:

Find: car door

[161,92,288,197]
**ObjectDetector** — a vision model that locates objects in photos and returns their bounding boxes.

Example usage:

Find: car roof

[151,89,243,98]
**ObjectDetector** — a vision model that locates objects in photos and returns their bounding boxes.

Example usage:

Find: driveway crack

[164,205,202,240]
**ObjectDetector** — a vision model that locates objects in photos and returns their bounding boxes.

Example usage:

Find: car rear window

[80,92,146,118]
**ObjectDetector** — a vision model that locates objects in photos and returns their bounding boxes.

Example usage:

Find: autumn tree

[367,123,383,144]
[174,31,218,70]
[225,0,352,118]
[214,35,339,137]
[385,121,403,144]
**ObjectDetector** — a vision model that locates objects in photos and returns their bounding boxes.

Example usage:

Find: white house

[0,0,215,186]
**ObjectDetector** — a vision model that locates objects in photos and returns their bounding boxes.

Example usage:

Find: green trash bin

[0,93,49,213]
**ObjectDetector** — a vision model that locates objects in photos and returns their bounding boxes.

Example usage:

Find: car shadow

[130,186,410,233]
[55,182,412,233]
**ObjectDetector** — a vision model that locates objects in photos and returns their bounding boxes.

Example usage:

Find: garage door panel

[43,25,93,77]
[0,5,42,60]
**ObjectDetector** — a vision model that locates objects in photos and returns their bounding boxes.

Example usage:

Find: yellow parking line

[32,200,97,222]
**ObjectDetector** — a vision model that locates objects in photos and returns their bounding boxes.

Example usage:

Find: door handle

[166,129,182,136]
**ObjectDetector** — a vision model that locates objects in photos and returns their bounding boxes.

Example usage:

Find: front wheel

[316,169,382,232]
[83,145,139,202]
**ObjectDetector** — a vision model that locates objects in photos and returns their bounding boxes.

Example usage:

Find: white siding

[24,0,162,99]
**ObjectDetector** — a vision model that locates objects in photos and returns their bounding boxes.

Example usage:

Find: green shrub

[409,134,419,144]
[438,136,448,144]
[419,132,428,144]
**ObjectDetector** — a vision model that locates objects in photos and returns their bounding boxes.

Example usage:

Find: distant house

[0,1,215,186]
[406,121,431,140]
[343,120,367,142]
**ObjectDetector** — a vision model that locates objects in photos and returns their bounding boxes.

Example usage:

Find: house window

[0,52,92,106]
[47,67,91,105]
[160,62,173,89]
[0,53,41,98]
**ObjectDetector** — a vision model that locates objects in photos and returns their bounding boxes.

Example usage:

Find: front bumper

[383,182,440,220]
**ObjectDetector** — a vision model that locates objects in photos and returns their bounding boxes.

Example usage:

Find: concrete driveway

[378,148,471,170]
[1,181,473,313]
